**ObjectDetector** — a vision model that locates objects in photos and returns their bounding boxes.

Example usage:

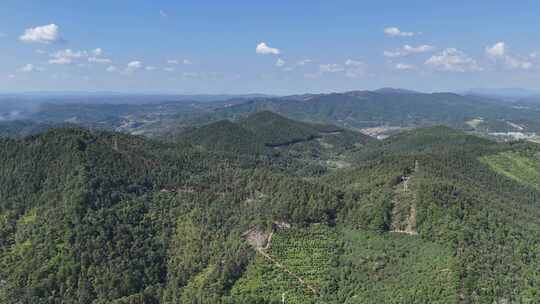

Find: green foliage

[330,229,459,304]
[1,119,540,304]
[229,224,337,304]
[480,151,540,190]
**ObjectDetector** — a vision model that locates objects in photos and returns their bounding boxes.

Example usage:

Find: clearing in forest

[481,151,540,190]
[232,224,337,304]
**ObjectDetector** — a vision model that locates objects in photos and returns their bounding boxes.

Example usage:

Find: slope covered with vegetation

[176,111,374,176]
[321,127,540,303]
[0,114,539,303]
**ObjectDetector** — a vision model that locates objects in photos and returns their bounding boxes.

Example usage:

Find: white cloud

[485,42,533,70]
[309,60,367,78]
[425,48,482,72]
[18,64,43,73]
[127,61,143,69]
[395,63,415,70]
[125,61,143,73]
[106,66,117,72]
[167,59,179,65]
[183,59,192,65]
[92,48,103,56]
[256,42,280,55]
[8,74,15,79]
[345,59,363,66]
[384,27,418,37]
[320,63,344,73]
[486,42,505,58]
[145,66,156,71]
[19,24,61,44]
[164,67,175,72]
[35,49,46,54]
[48,49,87,65]
[48,48,110,65]
[384,44,435,57]
[344,59,367,77]
[0,32,6,38]
[276,58,285,67]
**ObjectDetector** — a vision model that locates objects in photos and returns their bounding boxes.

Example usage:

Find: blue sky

[1,0,540,94]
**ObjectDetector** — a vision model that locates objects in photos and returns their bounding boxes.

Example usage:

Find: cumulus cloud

[48,48,111,65]
[486,42,505,58]
[19,24,61,44]
[106,66,117,72]
[485,42,532,70]
[145,66,156,71]
[275,58,285,67]
[125,61,143,73]
[384,45,435,58]
[256,42,280,55]
[49,49,87,64]
[384,27,418,37]
[18,64,44,72]
[425,48,482,72]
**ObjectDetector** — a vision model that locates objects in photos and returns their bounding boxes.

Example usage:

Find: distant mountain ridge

[217,89,540,134]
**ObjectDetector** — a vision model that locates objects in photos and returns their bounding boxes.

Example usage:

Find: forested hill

[0,126,344,303]
[180,111,372,151]
[1,118,539,303]
[218,90,540,133]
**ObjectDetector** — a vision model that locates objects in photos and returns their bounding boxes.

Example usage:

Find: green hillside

[0,118,539,303]
[177,111,374,176]
[179,120,265,155]
[480,151,540,190]
[239,111,328,147]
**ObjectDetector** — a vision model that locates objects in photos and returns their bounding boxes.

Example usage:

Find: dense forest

[0,111,539,303]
